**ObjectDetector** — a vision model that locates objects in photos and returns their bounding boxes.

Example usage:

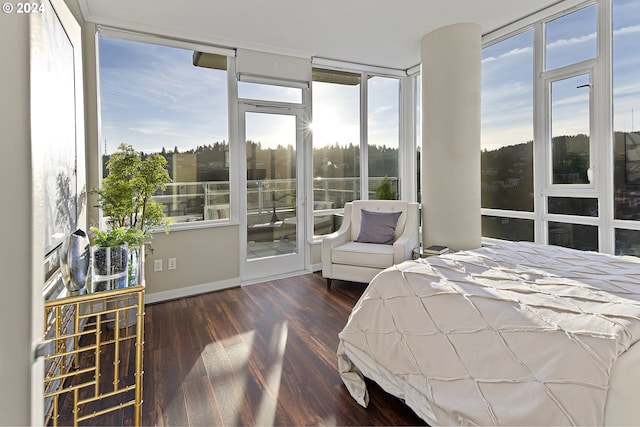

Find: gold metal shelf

[44,285,144,426]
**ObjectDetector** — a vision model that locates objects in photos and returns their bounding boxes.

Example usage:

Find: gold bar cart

[43,254,144,426]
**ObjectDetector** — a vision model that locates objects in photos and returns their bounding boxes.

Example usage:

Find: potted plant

[90,227,130,291]
[91,143,172,288]
[93,143,172,242]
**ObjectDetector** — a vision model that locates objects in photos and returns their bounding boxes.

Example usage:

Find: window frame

[480,26,536,242]
[480,0,640,254]
[610,0,640,242]
[309,61,414,241]
[542,65,597,191]
[96,28,239,232]
[95,31,418,248]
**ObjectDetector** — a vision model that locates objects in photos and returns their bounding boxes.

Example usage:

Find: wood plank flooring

[143,272,426,426]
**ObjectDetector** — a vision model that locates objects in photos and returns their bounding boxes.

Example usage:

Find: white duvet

[337,242,640,426]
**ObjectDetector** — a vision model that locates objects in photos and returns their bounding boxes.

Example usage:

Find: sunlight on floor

[190,330,256,425]
[255,321,289,426]
[322,415,338,426]
[187,323,289,426]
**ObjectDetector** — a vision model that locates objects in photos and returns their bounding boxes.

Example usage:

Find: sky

[611,0,640,132]
[481,0,640,152]
[99,38,399,155]
[99,37,228,155]
[99,0,640,156]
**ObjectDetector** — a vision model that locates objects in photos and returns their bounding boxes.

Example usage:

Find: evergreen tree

[374,175,396,200]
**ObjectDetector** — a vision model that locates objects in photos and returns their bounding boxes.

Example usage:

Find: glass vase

[91,243,129,292]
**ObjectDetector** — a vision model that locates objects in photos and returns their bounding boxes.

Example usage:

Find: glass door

[239,105,306,281]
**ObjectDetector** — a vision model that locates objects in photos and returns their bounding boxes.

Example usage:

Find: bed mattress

[337,242,640,425]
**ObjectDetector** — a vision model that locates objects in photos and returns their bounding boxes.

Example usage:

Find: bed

[337,242,640,426]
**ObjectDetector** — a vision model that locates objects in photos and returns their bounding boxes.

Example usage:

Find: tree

[93,143,172,245]
[374,175,396,200]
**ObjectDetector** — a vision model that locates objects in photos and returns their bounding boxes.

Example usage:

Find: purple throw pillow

[355,209,402,245]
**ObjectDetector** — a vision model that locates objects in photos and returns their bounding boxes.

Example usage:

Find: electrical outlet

[154,259,163,272]
[168,258,177,270]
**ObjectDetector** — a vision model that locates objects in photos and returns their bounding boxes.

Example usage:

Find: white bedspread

[337,242,640,426]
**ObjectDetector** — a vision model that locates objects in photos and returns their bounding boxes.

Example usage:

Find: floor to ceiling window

[613,0,640,255]
[482,0,640,256]
[542,4,599,252]
[98,35,230,225]
[367,76,400,199]
[310,69,361,236]
[99,37,412,250]
[311,68,402,237]
[481,29,535,242]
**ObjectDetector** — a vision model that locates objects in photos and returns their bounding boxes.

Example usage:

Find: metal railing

[151,176,398,224]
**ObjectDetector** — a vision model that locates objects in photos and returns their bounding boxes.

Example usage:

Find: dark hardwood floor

[143,272,426,426]
[66,272,427,426]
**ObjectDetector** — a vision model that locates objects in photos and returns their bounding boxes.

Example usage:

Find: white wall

[144,225,240,301]
[309,242,322,268]
[0,11,36,426]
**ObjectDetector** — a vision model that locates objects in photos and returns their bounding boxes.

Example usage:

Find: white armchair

[322,200,419,289]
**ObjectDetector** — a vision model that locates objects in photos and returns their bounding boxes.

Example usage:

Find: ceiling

[79,0,578,70]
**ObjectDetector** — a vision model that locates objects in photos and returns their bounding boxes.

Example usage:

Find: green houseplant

[91,226,144,248]
[91,144,171,291]
[93,143,172,244]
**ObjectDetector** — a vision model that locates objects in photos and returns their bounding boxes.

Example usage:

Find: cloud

[482,47,533,64]
[614,80,640,97]
[546,32,596,50]
[369,105,395,117]
[614,24,640,36]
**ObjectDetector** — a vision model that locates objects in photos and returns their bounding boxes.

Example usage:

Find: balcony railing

[151,176,398,225]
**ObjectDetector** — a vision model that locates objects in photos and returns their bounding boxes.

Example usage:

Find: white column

[421,23,482,251]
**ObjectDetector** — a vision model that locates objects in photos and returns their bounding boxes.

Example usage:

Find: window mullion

[228,58,240,222]
[598,0,615,254]
[400,75,417,202]
[533,20,547,244]
[360,72,369,199]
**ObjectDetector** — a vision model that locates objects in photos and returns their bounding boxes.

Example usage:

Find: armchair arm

[322,203,353,278]
[393,232,419,263]
[392,202,420,263]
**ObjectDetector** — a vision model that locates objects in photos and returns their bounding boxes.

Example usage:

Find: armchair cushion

[330,242,394,269]
[355,209,401,245]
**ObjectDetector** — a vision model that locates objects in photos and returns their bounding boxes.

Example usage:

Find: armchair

[322,200,419,289]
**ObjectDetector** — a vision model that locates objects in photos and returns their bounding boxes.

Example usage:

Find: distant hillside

[481,140,533,211]
[481,132,639,220]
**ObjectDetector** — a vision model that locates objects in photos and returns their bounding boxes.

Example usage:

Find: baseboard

[144,278,241,304]
[145,267,325,303]
[241,269,311,286]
